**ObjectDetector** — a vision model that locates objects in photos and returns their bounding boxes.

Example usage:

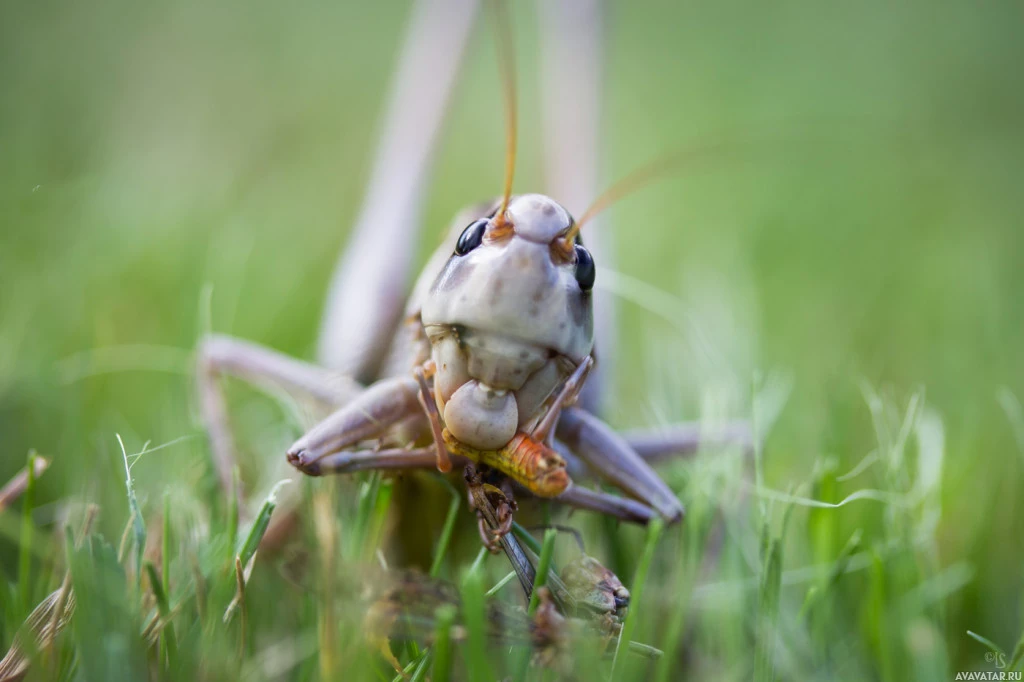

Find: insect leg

[555,407,684,522]
[555,485,656,525]
[316,0,480,382]
[197,333,364,498]
[537,0,612,416]
[292,446,442,477]
[286,376,425,473]
[529,356,593,443]
[464,464,537,596]
[413,365,452,472]
[620,421,754,464]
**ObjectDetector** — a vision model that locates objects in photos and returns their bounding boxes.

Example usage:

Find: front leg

[286,376,426,472]
[556,407,684,522]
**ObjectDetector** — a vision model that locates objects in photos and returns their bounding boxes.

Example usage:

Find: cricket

[3,0,1018,680]
[190,1,734,673]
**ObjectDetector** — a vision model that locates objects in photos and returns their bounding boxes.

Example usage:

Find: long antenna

[565,142,739,242]
[565,118,889,242]
[492,0,517,226]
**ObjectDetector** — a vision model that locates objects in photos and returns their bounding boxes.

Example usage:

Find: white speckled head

[419,195,595,450]
[504,194,575,244]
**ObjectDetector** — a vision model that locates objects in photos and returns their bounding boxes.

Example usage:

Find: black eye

[574,244,595,291]
[455,219,488,256]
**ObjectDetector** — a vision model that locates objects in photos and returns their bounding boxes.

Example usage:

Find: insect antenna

[565,141,740,242]
[491,0,517,227]
[566,117,897,242]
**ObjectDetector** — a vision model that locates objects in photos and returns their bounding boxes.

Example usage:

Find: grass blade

[429,482,462,578]
[236,479,290,568]
[1009,627,1023,671]
[431,604,456,682]
[966,630,1006,658]
[527,528,557,616]
[755,535,783,682]
[511,521,542,554]
[227,466,239,565]
[117,434,147,588]
[460,569,492,682]
[145,560,178,668]
[17,451,39,615]
[611,519,664,680]
[484,571,517,598]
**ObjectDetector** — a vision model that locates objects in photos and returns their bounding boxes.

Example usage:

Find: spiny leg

[529,356,593,444]
[555,484,655,525]
[464,467,517,552]
[556,407,684,522]
[197,333,363,499]
[290,446,441,477]
[621,421,753,464]
[317,0,480,382]
[286,376,424,474]
[413,364,451,472]
[464,464,536,597]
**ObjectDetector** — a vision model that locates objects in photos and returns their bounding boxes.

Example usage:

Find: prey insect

[196,0,751,538]
[364,552,656,678]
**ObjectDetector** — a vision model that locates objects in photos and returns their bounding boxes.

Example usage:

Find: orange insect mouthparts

[441,430,570,498]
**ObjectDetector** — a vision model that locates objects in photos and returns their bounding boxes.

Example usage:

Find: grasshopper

[196,0,750,534]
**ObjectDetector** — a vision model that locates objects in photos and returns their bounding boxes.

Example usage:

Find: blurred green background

[2,0,1023,679]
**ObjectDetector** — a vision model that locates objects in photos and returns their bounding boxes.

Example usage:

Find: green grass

[2,0,1024,680]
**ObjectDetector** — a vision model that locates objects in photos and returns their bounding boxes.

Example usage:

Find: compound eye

[574,244,595,291]
[455,219,488,255]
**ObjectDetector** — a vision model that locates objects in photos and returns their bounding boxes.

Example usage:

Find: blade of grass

[527,528,557,616]
[611,519,664,680]
[1009,627,1023,671]
[431,604,456,682]
[233,557,247,657]
[236,479,290,568]
[627,641,664,659]
[429,481,462,578]
[800,528,863,620]
[390,648,430,682]
[515,527,560,680]
[966,630,1007,659]
[366,477,394,555]
[654,517,701,682]
[144,561,179,668]
[227,466,239,566]
[511,521,542,554]
[408,649,433,682]
[224,480,289,625]
[755,535,783,682]
[162,491,171,604]
[18,451,38,615]
[117,434,146,588]
[352,473,381,555]
[460,569,492,682]
[484,571,517,598]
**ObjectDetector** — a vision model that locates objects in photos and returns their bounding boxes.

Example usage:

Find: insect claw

[286,449,322,476]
